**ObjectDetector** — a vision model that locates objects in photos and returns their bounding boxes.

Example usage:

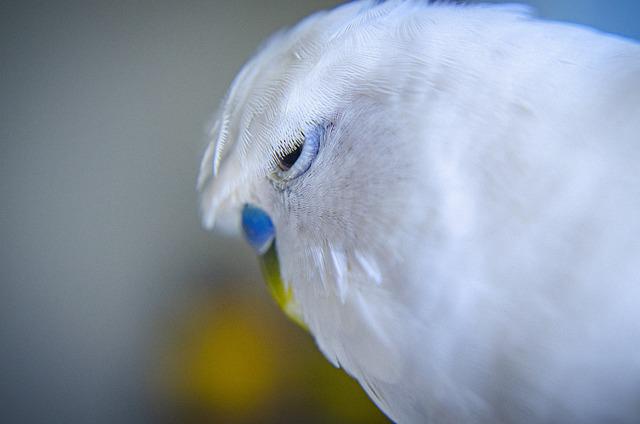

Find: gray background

[2,1,639,422]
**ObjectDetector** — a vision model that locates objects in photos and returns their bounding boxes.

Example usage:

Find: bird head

[197,0,450,330]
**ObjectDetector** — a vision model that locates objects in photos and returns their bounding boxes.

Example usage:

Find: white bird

[197,1,640,422]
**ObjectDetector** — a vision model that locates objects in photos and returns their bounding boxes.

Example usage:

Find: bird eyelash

[269,122,327,185]
[274,133,305,165]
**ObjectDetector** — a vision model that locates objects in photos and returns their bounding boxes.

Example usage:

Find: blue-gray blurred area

[1,1,638,423]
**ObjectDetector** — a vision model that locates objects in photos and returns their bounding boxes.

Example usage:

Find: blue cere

[241,204,275,255]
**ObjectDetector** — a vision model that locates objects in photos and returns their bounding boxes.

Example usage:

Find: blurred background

[1,1,639,423]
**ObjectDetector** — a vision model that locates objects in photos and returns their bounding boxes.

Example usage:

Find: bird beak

[241,204,307,330]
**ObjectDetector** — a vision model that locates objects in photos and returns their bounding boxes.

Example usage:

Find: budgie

[197,1,640,422]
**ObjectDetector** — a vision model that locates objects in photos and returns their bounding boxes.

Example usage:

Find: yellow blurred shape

[169,298,281,417]
[155,288,390,423]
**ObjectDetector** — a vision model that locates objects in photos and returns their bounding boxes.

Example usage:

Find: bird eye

[277,140,304,172]
[272,123,323,183]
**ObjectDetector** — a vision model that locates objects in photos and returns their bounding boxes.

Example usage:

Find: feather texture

[198,1,640,422]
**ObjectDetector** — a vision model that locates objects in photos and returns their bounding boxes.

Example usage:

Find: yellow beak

[259,243,308,331]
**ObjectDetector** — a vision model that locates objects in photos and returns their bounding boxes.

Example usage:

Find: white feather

[198,1,640,422]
